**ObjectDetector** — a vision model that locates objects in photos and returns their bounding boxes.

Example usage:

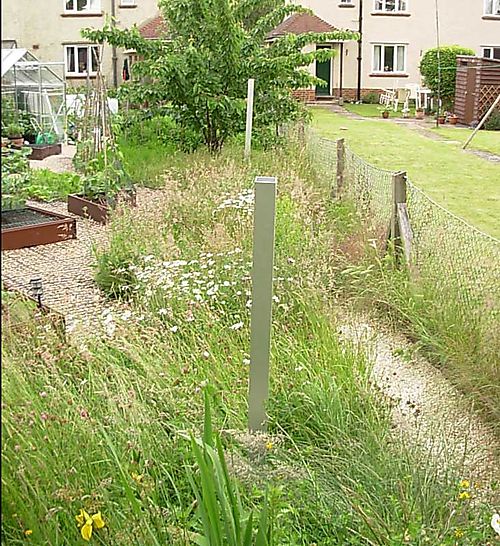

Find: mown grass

[2,141,497,545]
[344,103,417,118]
[311,107,500,238]
[429,126,500,155]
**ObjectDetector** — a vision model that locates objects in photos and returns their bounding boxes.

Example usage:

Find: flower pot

[448,115,458,125]
[28,143,62,160]
[9,136,24,148]
[382,111,390,119]
[415,110,425,120]
[437,116,445,125]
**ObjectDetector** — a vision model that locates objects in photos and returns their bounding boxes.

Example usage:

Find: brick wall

[292,89,316,103]
[293,88,384,102]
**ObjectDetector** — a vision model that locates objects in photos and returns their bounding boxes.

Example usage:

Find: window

[120,0,136,5]
[65,45,99,76]
[373,44,406,73]
[484,0,500,15]
[482,46,500,59]
[64,0,101,13]
[374,0,408,12]
[339,0,353,3]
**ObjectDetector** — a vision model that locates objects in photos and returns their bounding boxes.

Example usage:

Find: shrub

[420,46,475,108]
[362,92,379,104]
[484,110,500,131]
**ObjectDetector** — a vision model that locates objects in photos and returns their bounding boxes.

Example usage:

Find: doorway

[315,45,332,97]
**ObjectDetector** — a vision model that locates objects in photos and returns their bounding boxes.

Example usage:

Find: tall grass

[2,141,497,545]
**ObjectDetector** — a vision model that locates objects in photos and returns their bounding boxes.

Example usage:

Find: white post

[244,78,255,161]
[248,176,277,432]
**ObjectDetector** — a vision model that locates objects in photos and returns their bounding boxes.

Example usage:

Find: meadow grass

[343,103,416,118]
[2,141,497,545]
[311,107,500,237]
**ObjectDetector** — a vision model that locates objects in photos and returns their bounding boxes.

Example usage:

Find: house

[0,0,159,87]
[283,0,500,101]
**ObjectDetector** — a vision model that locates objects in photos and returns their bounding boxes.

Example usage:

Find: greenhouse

[1,48,67,143]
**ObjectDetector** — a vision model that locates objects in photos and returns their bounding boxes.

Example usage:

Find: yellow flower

[458,491,470,501]
[265,441,273,451]
[24,530,33,536]
[459,479,470,489]
[131,472,144,483]
[75,509,105,541]
[454,528,464,538]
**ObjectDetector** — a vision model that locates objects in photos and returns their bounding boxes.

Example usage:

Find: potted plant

[448,113,458,125]
[436,114,446,125]
[28,131,62,160]
[4,123,25,148]
[378,106,390,119]
[415,107,425,120]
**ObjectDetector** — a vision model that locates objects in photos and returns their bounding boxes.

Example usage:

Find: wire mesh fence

[305,130,500,330]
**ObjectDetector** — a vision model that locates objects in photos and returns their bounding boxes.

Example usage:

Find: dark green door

[315,46,331,97]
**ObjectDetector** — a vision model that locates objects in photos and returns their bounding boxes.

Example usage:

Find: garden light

[29,276,43,307]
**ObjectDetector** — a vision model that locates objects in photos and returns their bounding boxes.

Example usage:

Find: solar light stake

[248,176,277,432]
[29,277,43,308]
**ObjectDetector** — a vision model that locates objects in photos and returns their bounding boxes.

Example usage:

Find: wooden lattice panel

[479,85,500,118]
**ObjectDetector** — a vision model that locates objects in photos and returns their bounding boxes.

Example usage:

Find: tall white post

[248,176,277,432]
[244,78,255,161]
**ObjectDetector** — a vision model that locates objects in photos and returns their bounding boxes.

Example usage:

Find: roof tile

[267,12,336,40]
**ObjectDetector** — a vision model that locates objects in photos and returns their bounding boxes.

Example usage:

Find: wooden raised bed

[1,206,77,251]
[67,190,136,225]
[28,143,62,161]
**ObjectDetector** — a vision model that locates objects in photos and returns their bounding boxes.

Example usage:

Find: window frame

[120,0,136,5]
[372,43,408,74]
[483,0,500,15]
[482,46,500,59]
[64,44,100,76]
[374,0,409,13]
[64,0,101,14]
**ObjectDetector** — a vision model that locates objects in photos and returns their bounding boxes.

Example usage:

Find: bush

[484,110,500,131]
[420,45,475,108]
[362,92,380,104]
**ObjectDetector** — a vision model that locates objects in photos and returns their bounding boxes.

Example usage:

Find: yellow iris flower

[75,509,105,541]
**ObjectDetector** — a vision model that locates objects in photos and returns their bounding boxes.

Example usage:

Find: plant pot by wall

[437,116,446,125]
[448,115,458,125]
[9,137,24,148]
[415,110,425,120]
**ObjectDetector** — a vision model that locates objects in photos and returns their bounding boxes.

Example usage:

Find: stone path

[339,311,500,503]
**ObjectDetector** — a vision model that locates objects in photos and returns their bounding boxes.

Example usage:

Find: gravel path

[1,188,167,336]
[338,311,500,502]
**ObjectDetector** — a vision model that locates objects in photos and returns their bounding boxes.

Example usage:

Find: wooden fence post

[391,171,407,255]
[335,138,345,198]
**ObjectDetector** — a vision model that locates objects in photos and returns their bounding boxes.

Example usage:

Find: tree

[419,45,475,109]
[82,1,357,151]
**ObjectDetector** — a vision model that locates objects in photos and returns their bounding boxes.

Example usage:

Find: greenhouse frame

[1,48,67,141]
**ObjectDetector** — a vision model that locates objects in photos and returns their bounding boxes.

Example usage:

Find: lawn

[311,107,500,238]
[430,126,500,155]
[344,102,416,118]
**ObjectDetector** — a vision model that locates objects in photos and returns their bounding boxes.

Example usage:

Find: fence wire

[306,130,500,329]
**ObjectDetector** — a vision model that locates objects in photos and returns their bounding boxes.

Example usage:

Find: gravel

[338,310,500,503]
